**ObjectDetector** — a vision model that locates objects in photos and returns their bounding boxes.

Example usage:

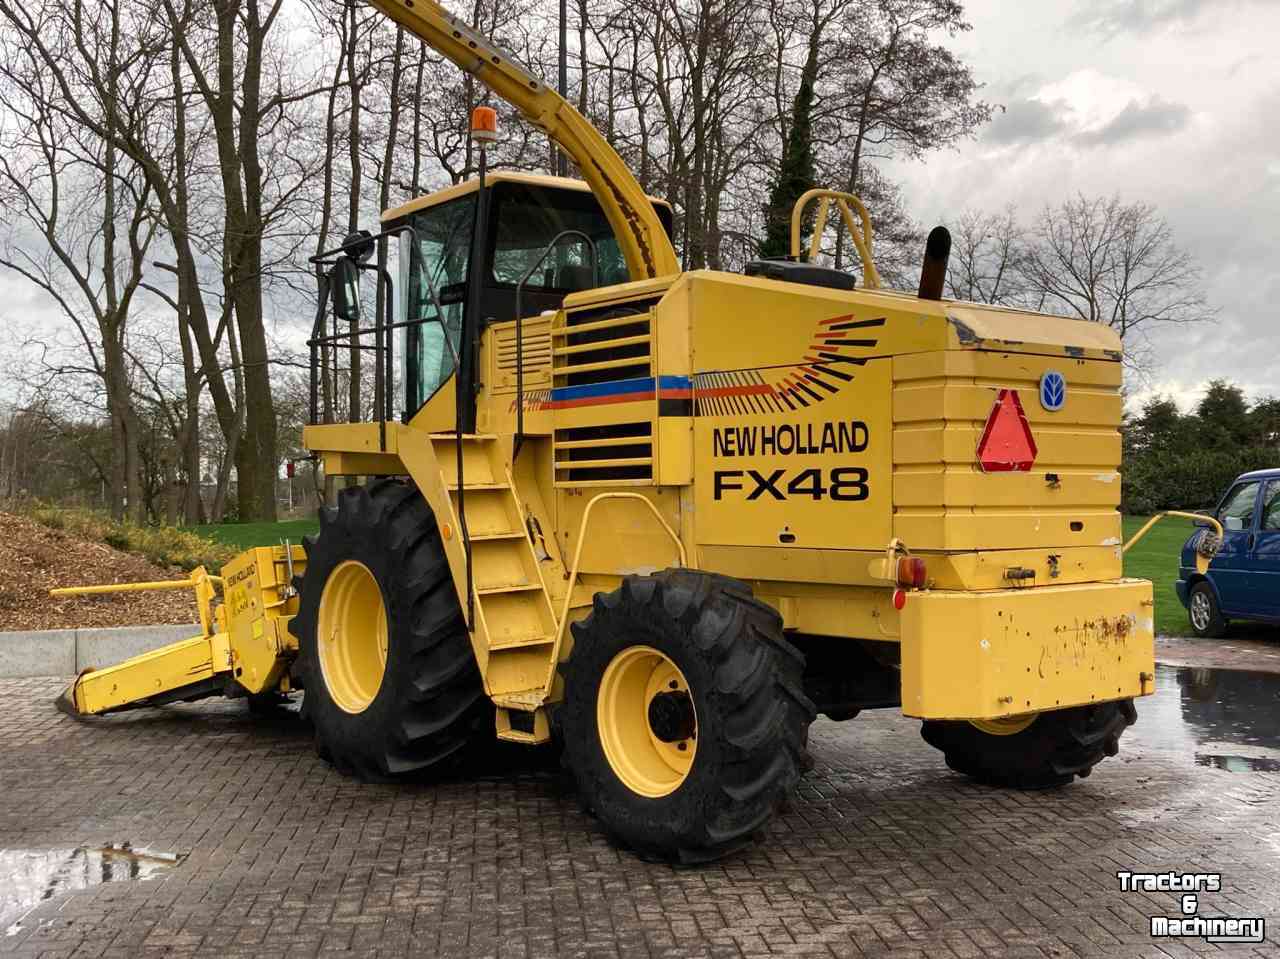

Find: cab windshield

[490,182,638,291]
[401,180,673,411]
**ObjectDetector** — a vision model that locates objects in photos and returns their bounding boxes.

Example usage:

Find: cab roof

[381,171,673,223]
[1235,467,1280,481]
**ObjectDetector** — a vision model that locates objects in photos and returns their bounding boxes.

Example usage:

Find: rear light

[892,589,907,610]
[896,556,928,589]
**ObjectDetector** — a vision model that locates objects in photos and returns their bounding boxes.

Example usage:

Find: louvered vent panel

[550,302,660,485]
[495,326,552,377]
[553,422,653,484]
[553,304,655,387]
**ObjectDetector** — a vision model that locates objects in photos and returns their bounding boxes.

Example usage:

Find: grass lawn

[1122,514,1196,637]
[183,519,319,553]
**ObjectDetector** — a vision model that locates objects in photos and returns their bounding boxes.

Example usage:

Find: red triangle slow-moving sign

[977,389,1037,472]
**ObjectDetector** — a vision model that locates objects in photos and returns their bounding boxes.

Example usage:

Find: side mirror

[330,256,361,322]
[438,281,467,306]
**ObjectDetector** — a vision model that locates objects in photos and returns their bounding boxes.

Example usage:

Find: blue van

[1176,468,1280,637]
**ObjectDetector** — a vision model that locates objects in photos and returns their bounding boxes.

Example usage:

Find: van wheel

[921,700,1137,789]
[1188,581,1228,638]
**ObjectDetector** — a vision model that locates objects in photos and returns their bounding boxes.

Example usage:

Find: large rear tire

[558,570,815,863]
[290,479,491,780]
[921,700,1137,789]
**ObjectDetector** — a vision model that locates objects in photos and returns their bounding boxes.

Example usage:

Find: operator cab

[381,173,674,413]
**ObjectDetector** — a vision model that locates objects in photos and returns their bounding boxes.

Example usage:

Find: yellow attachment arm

[363,0,679,282]
[791,188,881,289]
[51,568,222,636]
[1123,511,1224,576]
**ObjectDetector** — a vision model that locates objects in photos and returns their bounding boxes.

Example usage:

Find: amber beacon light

[471,106,499,145]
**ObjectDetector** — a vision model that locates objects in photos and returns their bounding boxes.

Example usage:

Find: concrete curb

[0,624,200,677]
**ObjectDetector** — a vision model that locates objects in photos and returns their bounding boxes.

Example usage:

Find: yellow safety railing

[51,568,223,637]
[790,188,881,289]
[542,493,687,696]
[1122,511,1224,575]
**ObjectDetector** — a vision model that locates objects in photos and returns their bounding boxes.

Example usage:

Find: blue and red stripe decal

[546,375,693,415]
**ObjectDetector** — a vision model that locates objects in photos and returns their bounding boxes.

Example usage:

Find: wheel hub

[316,559,389,715]
[647,690,696,743]
[597,646,697,798]
[1190,592,1210,630]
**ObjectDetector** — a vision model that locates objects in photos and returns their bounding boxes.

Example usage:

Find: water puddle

[1129,664,1280,773]
[1,844,181,937]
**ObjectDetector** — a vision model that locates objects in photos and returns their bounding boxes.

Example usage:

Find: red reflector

[285,461,295,478]
[897,556,927,589]
[892,589,907,610]
[976,389,1038,472]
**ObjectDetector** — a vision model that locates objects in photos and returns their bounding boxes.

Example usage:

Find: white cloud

[886,0,1280,409]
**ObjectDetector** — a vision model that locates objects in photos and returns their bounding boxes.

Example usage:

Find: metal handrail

[307,224,426,430]
[541,492,686,697]
[512,230,597,460]
[790,188,881,289]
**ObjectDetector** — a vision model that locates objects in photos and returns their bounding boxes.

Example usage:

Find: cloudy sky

[885,0,1280,409]
[2,0,1276,413]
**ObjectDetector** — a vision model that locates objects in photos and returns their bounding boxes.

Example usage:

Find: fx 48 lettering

[713,467,869,502]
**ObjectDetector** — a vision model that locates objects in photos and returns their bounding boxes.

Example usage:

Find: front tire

[1188,581,1228,638]
[921,700,1137,789]
[290,479,491,780]
[558,570,815,863]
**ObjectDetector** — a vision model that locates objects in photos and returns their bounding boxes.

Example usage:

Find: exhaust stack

[917,225,951,301]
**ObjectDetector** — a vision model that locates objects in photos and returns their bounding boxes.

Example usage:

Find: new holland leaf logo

[1040,370,1066,412]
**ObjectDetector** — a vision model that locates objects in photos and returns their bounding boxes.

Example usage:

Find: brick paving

[1,672,1277,959]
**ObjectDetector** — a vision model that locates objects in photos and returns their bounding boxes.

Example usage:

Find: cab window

[1218,481,1260,532]
[488,181,673,292]
[405,195,475,407]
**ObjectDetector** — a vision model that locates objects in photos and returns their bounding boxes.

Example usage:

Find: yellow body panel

[221,546,305,695]
[301,258,1145,726]
[900,578,1154,719]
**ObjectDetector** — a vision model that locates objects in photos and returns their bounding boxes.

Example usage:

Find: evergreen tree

[759,46,818,260]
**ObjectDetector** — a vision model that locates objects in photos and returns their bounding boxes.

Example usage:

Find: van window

[1219,481,1260,531]
[1262,482,1280,531]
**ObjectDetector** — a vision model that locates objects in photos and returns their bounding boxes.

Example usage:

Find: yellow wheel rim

[316,560,389,714]
[970,713,1037,736]
[597,645,696,798]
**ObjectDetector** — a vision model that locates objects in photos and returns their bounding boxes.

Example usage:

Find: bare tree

[945,205,1025,306]
[0,8,160,521]
[1020,194,1212,373]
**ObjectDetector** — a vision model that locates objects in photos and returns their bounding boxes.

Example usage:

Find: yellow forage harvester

[55,0,1218,863]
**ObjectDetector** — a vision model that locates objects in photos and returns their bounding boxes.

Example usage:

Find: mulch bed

[0,512,197,631]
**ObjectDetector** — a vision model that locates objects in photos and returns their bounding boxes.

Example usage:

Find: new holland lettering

[712,420,869,458]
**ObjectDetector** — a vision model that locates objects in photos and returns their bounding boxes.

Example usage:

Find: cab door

[1244,479,1280,618]
[1210,479,1262,615]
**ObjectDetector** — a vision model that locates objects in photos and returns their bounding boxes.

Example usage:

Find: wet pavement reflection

[1127,663,1280,773]
[1,844,180,937]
